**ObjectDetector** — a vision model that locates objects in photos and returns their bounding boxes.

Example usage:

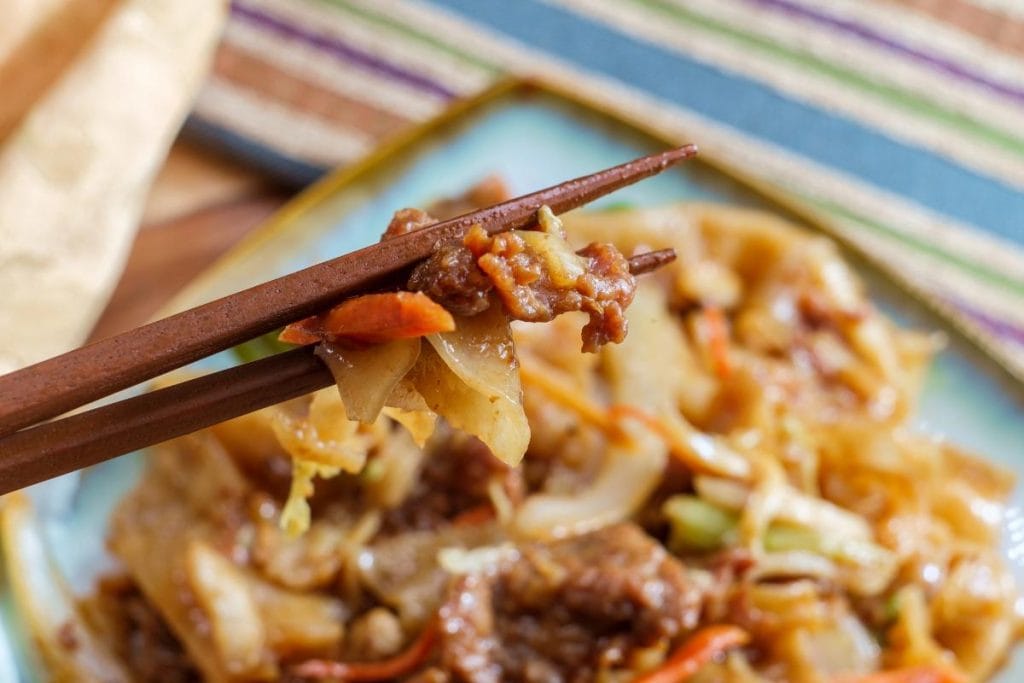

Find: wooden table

[88,139,293,341]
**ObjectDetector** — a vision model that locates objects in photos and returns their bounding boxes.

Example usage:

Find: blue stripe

[426,0,1024,246]
[184,117,328,188]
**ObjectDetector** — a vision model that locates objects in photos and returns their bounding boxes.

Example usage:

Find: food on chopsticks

[13,186,1019,682]
[407,205,636,352]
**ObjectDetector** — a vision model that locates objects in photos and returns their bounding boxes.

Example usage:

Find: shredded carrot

[280,292,455,346]
[633,625,749,683]
[832,666,968,683]
[607,403,752,480]
[292,619,438,681]
[518,362,611,430]
[452,503,495,527]
[278,316,322,345]
[703,305,732,379]
[608,404,672,445]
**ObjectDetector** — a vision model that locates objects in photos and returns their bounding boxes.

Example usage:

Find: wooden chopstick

[0,144,696,439]
[0,250,676,494]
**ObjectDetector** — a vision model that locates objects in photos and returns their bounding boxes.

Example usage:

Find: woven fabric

[192,0,1024,378]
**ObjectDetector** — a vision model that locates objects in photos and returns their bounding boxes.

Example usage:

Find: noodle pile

[2,202,1019,682]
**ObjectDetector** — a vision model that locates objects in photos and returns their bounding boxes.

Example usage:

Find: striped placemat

[189,0,1024,380]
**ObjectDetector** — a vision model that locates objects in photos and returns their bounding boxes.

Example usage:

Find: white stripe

[828,226,1024,380]
[220,0,1024,377]
[826,218,1024,329]
[592,75,1024,295]
[970,0,1024,21]
[221,20,446,120]
[549,0,1024,189]
[683,0,1024,140]
[310,0,1024,314]
[388,0,1024,283]
[239,0,494,93]
[196,76,374,166]
[755,0,1024,90]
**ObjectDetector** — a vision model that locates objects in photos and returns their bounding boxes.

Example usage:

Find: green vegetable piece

[663,495,738,552]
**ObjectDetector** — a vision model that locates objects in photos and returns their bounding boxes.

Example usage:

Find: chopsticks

[0,144,696,493]
[0,251,675,494]
[0,144,695,439]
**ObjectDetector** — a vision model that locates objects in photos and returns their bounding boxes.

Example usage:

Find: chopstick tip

[650,144,698,172]
[628,248,676,275]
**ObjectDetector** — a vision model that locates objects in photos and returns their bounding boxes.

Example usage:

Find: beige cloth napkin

[0,0,227,374]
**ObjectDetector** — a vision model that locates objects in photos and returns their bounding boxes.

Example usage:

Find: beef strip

[89,576,201,683]
[382,177,636,351]
[437,523,703,683]
[406,243,495,317]
[382,176,511,241]
[384,207,438,240]
[382,431,523,535]
[408,224,635,352]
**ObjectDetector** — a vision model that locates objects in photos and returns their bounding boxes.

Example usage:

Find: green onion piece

[663,495,738,552]
[231,330,293,363]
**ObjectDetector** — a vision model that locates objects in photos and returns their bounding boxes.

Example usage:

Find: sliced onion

[695,475,872,541]
[437,544,519,575]
[799,613,881,676]
[186,540,269,676]
[381,405,436,448]
[271,389,369,472]
[746,550,838,583]
[515,427,666,539]
[0,492,131,681]
[385,378,432,413]
[187,540,345,667]
[411,344,530,466]
[317,338,421,423]
[426,301,520,405]
[416,303,529,465]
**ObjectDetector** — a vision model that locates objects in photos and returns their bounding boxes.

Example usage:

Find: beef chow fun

[5,181,1020,682]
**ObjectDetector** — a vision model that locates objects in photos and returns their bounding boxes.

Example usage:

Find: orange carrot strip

[608,404,670,443]
[280,292,455,346]
[292,619,438,681]
[633,625,749,683]
[518,362,610,430]
[832,666,968,683]
[452,503,496,527]
[278,316,322,345]
[322,292,454,344]
[703,305,732,379]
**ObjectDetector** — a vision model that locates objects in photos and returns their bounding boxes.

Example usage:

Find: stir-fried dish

[5,180,1020,682]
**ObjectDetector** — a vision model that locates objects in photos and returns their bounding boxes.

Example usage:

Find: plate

[3,79,1022,681]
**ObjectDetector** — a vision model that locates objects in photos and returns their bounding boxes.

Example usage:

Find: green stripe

[798,194,1024,295]
[314,0,502,73]
[626,0,1024,158]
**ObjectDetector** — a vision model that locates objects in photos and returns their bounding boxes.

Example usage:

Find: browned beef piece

[89,577,200,683]
[428,175,511,221]
[464,227,635,352]
[381,432,523,535]
[406,243,495,317]
[410,227,635,352]
[384,179,635,350]
[574,242,635,350]
[437,524,702,683]
[384,207,438,240]
[382,176,511,241]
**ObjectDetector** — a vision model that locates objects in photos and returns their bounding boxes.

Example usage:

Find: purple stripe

[944,295,1024,346]
[229,0,459,100]
[745,0,1024,107]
